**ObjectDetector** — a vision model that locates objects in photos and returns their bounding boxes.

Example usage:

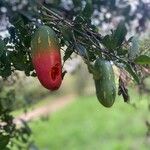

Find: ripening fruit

[94,58,116,107]
[31,25,62,91]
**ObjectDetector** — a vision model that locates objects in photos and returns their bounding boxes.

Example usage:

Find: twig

[38,3,128,64]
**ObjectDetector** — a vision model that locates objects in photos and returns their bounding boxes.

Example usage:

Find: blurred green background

[10,54,150,150]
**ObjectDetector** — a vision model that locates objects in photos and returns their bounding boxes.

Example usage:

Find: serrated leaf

[113,22,127,46]
[72,0,82,7]
[129,36,139,60]
[125,63,140,84]
[0,135,10,149]
[134,55,150,64]
[60,26,73,42]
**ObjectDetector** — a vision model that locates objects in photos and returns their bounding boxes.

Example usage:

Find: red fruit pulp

[32,50,62,90]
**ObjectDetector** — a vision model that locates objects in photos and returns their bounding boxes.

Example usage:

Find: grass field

[30,91,150,150]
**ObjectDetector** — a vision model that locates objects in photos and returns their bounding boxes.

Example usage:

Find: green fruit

[31,25,60,56]
[94,58,116,107]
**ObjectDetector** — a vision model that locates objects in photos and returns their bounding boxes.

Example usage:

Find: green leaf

[128,36,139,60]
[10,14,25,30]
[102,35,116,50]
[0,39,6,57]
[0,67,12,78]
[75,43,88,59]
[113,22,127,46]
[9,51,26,71]
[134,55,150,64]
[0,135,10,150]
[63,46,74,62]
[82,0,93,19]
[72,0,82,7]
[125,63,140,84]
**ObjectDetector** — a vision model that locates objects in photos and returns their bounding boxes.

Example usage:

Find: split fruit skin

[31,25,62,91]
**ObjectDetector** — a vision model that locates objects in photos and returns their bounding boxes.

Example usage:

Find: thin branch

[38,3,128,64]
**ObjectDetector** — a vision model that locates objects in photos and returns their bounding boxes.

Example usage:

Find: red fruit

[31,25,62,90]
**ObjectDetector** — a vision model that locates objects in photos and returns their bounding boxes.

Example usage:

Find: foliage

[0,80,34,150]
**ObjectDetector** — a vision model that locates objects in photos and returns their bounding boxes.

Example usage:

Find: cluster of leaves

[0,80,34,150]
[0,18,35,78]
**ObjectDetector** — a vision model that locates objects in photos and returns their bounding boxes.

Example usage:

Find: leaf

[72,0,82,7]
[63,46,74,62]
[0,135,10,150]
[9,51,26,71]
[128,36,139,60]
[10,14,25,30]
[102,35,117,50]
[134,55,150,64]
[60,26,73,42]
[113,22,127,46]
[125,63,140,84]
[0,66,12,78]
[75,43,88,59]
[82,0,93,19]
[0,39,6,57]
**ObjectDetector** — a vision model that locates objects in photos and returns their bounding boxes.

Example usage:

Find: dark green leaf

[82,0,93,19]
[74,15,85,26]
[63,46,74,62]
[113,22,127,46]
[134,55,150,64]
[0,39,6,57]
[0,135,10,150]
[9,52,27,71]
[0,67,12,78]
[75,44,88,59]
[72,0,82,7]
[10,14,25,30]
[125,63,140,84]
